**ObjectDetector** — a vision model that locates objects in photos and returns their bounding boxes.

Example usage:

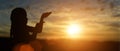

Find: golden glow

[66,24,82,38]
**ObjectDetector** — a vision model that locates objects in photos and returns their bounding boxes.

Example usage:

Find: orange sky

[0,0,119,41]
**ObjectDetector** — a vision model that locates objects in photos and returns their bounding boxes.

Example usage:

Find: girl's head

[11,8,27,25]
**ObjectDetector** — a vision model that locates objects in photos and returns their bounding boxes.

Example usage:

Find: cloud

[112,14,120,17]
[105,22,120,31]
[97,21,120,32]
[107,22,120,27]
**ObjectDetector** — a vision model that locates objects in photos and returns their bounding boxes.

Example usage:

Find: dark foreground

[0,37,119,51]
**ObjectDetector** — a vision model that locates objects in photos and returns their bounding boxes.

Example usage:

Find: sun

[66,24,82,37]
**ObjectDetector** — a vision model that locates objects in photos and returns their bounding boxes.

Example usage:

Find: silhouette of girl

[10,8,37,44]
[10,7,51,51]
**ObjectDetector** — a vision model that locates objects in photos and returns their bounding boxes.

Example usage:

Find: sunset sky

[0,0,120,41]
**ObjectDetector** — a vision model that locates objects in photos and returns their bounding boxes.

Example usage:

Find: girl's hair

[10,7,27,25]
